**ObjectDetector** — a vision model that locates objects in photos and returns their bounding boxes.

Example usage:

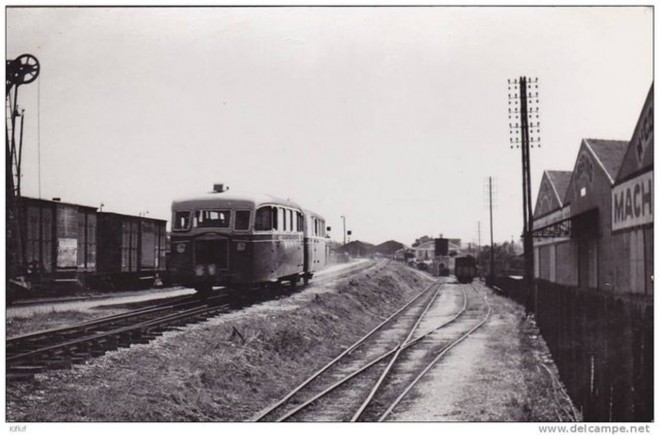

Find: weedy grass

[6,261,435,422]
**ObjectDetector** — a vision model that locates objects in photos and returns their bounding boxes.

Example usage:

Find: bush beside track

[7,260,436,422]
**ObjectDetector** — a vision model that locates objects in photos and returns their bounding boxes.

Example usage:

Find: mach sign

[612,171,653,231]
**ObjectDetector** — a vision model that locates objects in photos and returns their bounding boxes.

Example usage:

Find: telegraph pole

[489,176,495,282]
[341,215,346,245]
[508,76,540,307]
[477,220,481,254]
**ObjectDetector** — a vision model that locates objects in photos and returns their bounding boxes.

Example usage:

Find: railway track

[6,294,231,379]
[252,280,491,422]
[5,262,378,380]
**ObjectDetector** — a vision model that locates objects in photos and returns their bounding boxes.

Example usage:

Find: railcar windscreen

[194,210,230,228]
[173,211,191,231]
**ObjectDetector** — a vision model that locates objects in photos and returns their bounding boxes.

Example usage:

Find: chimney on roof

[213,183,228,193]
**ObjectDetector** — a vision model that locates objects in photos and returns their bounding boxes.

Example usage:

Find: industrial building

[533,84,653,296]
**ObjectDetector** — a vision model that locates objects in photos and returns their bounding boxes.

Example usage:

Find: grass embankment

[7,260,435,422]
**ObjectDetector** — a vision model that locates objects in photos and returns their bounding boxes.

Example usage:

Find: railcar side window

[277,207,285,231]
[173,211,191,231]
[287,209,293,232]
[297,212,303,232]
[283,208,288,232]
[194,210,230,228]
[235,210,251,231]
[255,207,273,231]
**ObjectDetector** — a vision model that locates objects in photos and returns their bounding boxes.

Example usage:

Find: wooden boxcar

[455,255,477,283]
[8,196,167,298]
[13,197,97,293]
[96,212,167,289]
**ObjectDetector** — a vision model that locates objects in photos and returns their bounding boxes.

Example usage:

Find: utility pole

[341,215,346,245]
[508,76,540,310]
[489,177,495,283]
[477,220,481,254]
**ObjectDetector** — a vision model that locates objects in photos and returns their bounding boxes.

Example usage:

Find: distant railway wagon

[454,255,477,283]
[168,185,328,292]
[9,196,167,297]
[96,212,167,288]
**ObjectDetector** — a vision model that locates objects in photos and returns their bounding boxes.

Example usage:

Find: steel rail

[351,284,443,421]
[7,294,214,345]
[377,283,492,421]
[251,278,443,422]
[7,303,230,366]
[271,284,469,422]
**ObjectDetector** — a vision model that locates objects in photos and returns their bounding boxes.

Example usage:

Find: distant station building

[336,240,375,258]
[532,84,653,296]
[373,240,406,258]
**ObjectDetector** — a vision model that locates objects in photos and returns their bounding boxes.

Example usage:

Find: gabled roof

[374,240,406,254]
[533,170,573,218]
[545,170,572,205]
[339,240,374,250]
[616,83,654,182]
[583,139,629,184]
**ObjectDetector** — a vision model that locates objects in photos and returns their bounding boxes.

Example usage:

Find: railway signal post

[6,54,40,288]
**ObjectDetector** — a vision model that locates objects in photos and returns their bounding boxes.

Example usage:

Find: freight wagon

[95,212,167,290]
[8,196,167,299]
[12,197,97,295]
[455,255,477,283]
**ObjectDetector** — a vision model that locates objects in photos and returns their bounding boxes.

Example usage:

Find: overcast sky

[6,6,653,247]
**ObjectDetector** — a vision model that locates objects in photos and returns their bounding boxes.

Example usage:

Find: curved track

[252,280,491,422]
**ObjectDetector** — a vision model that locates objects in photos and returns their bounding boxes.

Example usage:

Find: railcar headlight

[176,243,186,254]
[208,264,216,275]
[236,242,246,251]
[195,265,205,276]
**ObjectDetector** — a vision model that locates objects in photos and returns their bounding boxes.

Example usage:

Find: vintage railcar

[168,185,327,292]
[455,255,477,283]
[303,209,329,284]
[96,212,167,289]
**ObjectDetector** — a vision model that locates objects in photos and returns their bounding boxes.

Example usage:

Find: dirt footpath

[389,283,579,422]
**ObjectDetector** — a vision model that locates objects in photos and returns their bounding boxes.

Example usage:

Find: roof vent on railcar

[212,183,229,193]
